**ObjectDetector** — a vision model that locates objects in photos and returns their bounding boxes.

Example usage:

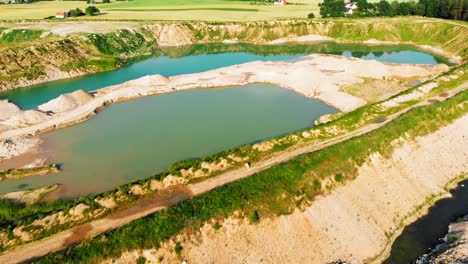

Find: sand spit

[108,114,468,264]
[0,54,447,162]
[0,185,59,205]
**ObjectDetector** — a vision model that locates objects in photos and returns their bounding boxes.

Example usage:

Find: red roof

[56,11,65,15]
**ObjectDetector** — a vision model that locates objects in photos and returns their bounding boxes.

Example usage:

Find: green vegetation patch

[87,29,150,56]
[0,29,43,44]
[60,58,119,72]
[35,88,468,263]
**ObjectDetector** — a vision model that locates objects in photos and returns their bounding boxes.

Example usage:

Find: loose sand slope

[109,114,468,264]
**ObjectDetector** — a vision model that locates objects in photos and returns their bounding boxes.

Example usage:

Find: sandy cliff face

[107,114,468,264]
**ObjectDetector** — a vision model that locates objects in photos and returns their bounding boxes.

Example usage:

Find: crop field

[0,0,312,21]
[0,0,411,21]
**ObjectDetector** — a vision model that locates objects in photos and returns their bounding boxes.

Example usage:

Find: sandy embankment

[106,114,468,264]
[0,54,448,161]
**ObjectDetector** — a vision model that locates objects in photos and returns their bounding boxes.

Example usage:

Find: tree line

[319,0,468,20]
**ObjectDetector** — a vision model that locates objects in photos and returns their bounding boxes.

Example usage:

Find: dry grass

[341,78,413,103]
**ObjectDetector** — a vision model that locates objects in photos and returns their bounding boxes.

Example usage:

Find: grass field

[0,0,411,21]
[0,0,313,21]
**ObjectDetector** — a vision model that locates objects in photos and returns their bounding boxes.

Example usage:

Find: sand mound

[126,75,170,87]
[0,137,40,161]
[38,90,93,113]
[1,110,50,128]
[0,100,21,121]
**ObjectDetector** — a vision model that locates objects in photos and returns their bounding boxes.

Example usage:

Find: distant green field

[0,0,416,21]
[0,0,310,21]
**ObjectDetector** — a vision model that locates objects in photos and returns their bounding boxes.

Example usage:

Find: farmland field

[0,0,311,21]
[0,0,412,21]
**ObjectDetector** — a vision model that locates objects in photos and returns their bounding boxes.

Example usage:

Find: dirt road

[0,84,466,264]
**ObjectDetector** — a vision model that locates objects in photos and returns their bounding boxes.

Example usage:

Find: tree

[412,2,426,15]
[399,2,412,15]
[391,1,401,15]
[85,6,100,16]
[319,0,345,18]
[69,8,85,17]
[358,0,377,16]
[376,0,395,16]
[308,12,316,18]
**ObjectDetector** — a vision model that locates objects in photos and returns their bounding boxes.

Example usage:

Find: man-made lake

[0,84,338,197]
[0,42,449,110]
[0,43,450,197]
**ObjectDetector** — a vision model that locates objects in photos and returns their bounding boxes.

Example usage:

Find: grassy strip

[0,29,43,44]
[35,87,468,263]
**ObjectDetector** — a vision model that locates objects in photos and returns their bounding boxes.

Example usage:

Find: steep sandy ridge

[108,114,468,264]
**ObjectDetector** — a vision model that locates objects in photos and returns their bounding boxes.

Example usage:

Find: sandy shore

[0,54,448,162]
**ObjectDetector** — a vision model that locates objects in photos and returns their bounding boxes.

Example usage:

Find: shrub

[102,0,110,3]
[335,173,343,182]
[85,6,100,16]
[174,243,183,255]
[250,210,260,223]
[307,12,315,18]
[69,8,85,17]
[136,256,146,264]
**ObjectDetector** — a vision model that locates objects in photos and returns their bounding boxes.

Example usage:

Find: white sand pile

[0,100,21,121]
[38,90,93,113]
[1,110,50,128]
[125,75,170,87]
[0,137,40,161]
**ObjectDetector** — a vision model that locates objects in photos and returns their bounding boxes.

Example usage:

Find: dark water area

[384,179,468,264]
